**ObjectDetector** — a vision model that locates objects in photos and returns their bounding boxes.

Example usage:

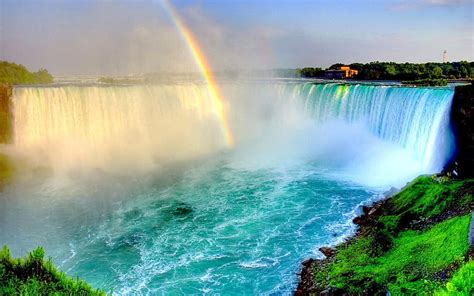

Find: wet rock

[361,205,371,215]
[353,202,383,227]
[320,289,331,296]
[353,215,368,226]
[302,258,315,267]
[319,247,336,258]
[296,258,318,295]
[173,205,193,217]
[368,202,383,216]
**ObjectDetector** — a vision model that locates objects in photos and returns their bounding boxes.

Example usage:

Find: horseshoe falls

[0,82,455,294]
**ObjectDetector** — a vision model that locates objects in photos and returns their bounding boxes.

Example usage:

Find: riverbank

[296,175,473,295]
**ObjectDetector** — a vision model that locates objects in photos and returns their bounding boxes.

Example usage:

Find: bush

[0,246,105,295]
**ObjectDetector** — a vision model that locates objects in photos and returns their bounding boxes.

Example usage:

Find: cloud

[390,0,472,10]
[423,0,472,6]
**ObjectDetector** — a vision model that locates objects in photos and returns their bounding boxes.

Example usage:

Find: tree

[33,68,54,84]
[385,65,397,78]
[431,66,443,78]
[299,67,324,78]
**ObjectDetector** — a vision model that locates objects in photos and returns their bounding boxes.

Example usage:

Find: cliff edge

[0,84,12,144]
[451,82,474,178]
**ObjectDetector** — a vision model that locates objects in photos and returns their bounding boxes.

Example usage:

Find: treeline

[298,61,473,80]
[297,67,325,78]
[0,61,53,85]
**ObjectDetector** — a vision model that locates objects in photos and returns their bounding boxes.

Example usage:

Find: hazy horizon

[1,0,473,76]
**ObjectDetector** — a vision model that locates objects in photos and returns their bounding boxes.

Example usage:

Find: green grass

[322,215,470,295]
[435,260,474,296]
[313,176,473,295]
[0,246,105,295]
[385,215,470,294]
[382,176,472,231]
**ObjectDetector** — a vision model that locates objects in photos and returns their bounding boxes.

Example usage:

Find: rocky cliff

[0,84,12,144]
[451,82,474,178]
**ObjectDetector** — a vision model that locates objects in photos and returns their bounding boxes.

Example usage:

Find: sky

[0,0,473,75]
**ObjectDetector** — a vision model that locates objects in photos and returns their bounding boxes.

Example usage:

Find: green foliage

[319,215,470,294]
[386,176,473,226]
[328,61,473,80]
[313,176,473,295]
[296,67,325,78]
[0,246,105,295]
[432,66,443,78]
[33,68,54,84]
[297,61,473,80]
[328,63,345,70]
[384,215,469,294]
[435,261,474,295]
[401,78,448,86]
[0,61,53,85]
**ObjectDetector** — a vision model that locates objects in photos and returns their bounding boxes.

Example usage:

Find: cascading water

[12,85,227,171]
[277,83,454,172]
[1,81,455,294]
[11,82,454,175]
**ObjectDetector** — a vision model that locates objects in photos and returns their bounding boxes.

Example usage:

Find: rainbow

[161,0,234,147]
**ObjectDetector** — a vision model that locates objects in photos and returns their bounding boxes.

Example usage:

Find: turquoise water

[0,155,381,294]
[0,82,455,294]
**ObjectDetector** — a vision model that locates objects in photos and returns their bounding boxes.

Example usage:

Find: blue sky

[1,0,472,75]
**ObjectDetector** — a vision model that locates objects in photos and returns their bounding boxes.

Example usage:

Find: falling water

[12,85,226,171]
[277,83,455,172]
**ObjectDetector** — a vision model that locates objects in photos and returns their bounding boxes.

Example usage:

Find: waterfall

[10,82,455,177]
[12,84,226,171]
[278,83,455,172]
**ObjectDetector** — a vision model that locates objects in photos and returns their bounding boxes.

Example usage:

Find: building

[324,66,358,79]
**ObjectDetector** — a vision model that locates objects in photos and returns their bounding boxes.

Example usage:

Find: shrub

[0,246,105,295]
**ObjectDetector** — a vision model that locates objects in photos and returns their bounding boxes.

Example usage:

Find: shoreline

[295,175,473,295]
[295,181,406,293]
